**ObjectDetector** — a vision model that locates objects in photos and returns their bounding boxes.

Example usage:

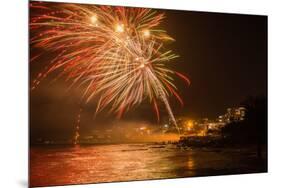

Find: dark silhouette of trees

[221,96,267,157]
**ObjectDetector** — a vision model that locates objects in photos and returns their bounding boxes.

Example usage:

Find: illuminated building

[225,107,246,122]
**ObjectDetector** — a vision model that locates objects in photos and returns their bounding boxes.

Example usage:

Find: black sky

[30,2,267,139]
[163,10,267,118]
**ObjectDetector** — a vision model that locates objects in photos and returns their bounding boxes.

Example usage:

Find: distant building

[225,107,246,122]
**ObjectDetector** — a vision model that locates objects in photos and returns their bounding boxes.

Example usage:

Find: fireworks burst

[30,2,190,133]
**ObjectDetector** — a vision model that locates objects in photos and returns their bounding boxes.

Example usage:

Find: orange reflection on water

[187,158,195,170]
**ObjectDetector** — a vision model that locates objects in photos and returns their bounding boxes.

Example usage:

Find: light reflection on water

[30,143,265,187]
[187,157,195,170]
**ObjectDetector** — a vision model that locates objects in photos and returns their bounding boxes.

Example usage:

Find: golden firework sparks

[30,2,190,133]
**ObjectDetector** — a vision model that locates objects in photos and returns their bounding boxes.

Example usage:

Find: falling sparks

[74,108,82,145]
[30,2,190,133]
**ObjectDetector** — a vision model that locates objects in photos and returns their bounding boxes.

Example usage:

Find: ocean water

[30,143,266,187]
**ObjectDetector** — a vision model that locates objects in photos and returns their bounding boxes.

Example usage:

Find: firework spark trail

[30,2,190,132]
[147,68,180,133]
[74,107,82,145]
[160,92,180,133]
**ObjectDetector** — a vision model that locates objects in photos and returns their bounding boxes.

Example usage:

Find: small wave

[121,148,148,152]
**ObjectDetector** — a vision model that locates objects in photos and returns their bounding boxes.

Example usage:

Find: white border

[31,0,269,15]
[1,0,281,188]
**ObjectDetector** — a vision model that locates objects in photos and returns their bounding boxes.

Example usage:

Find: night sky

[30,2,267,140]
